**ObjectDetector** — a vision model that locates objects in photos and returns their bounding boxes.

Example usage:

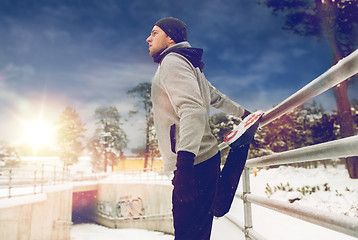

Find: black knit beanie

[155,17,188,43]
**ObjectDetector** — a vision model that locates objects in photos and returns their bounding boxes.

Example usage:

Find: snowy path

[71,224,174,240]
[70,216,246,240]
[212,216,245,240]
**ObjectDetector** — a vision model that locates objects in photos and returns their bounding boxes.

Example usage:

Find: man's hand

[172,151,198,203]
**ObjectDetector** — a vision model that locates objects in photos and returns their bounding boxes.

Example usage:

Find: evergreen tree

[310,113,337,144]
[127,82,156,169]
[209,113,242,163]
[87,137,103,172]
[147,115,160,168]
[301,101,338,144]
[92,106,128,172]
[0,142,21,167]
[301,101,339,167]
[252,107,306,154]
[209,113,241,143]
[56,106,86,166]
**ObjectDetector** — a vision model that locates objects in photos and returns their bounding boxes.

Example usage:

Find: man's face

[146,25,173,57]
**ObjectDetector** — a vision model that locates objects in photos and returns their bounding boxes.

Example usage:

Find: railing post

[8,169,12,198]
[242,167,253,239]
[41,163,44,193]
[34,170,37,194]
[54,166,56,184]
[62,165,65,182]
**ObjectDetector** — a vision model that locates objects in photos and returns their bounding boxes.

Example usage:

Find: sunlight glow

[23,120,56,152]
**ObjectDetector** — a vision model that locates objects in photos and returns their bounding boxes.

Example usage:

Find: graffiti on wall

[116,197,145,219]
[97,201,114,218]
[97,196,145,219]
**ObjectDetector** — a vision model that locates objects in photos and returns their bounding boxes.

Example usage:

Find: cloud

[0,63,36,86]
[248,50,286,74]
[209,48,289,93]
[77,61,155,97]
[0,85,22,109]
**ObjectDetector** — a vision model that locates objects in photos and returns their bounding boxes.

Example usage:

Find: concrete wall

[0,181,174,239]
[0,185,72,240]
[94,182,174,234]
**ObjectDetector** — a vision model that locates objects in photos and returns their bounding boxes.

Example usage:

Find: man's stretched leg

[214,144,250,217]
[172,152,221,240]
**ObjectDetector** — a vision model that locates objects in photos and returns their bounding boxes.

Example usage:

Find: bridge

[0,49,358,240]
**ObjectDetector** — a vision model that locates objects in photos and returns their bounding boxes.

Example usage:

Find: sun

[23,120,56,152]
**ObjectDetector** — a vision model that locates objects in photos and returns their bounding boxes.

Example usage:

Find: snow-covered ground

[70,164,358,240]
[230,164,358,240]
[71,225,173,240]
[249,164,358,218]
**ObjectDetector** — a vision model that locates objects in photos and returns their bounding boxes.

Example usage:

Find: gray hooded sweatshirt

[151,42,245,172]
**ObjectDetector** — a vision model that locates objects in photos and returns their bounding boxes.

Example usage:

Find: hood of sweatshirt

[153,42,205,70]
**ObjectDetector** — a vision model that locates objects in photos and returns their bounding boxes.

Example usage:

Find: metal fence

[0,164,70,198]
[219,49,358,239]
[0,163,171,199]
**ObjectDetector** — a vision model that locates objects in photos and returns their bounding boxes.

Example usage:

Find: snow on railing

[226,49,358,239]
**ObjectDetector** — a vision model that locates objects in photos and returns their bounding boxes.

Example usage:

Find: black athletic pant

[172,144,250,240]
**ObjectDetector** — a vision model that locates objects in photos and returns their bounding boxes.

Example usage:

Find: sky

[0,0,356,154]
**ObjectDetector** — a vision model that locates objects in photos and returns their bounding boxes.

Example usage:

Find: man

[146,17,258,240]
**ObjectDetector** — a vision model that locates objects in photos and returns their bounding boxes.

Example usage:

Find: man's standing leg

[172,153,221,240]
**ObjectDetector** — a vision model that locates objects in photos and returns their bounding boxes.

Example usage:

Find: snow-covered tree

[91,106,128,172]
[209,113,242,163]
[56,106,86,166]
[253,102,337,152]
[209,113,242,143]
[87,137,103,172]
[0,142,21,167]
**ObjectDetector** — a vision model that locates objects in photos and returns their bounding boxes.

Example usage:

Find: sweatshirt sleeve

[159,54,206,156]
[208,79,245,118]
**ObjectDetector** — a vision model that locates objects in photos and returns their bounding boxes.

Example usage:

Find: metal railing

[219,49,358,239]
[0,164,70,198]
[0,163,171,199]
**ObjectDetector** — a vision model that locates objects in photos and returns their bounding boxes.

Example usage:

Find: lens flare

[23,119,56,154]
